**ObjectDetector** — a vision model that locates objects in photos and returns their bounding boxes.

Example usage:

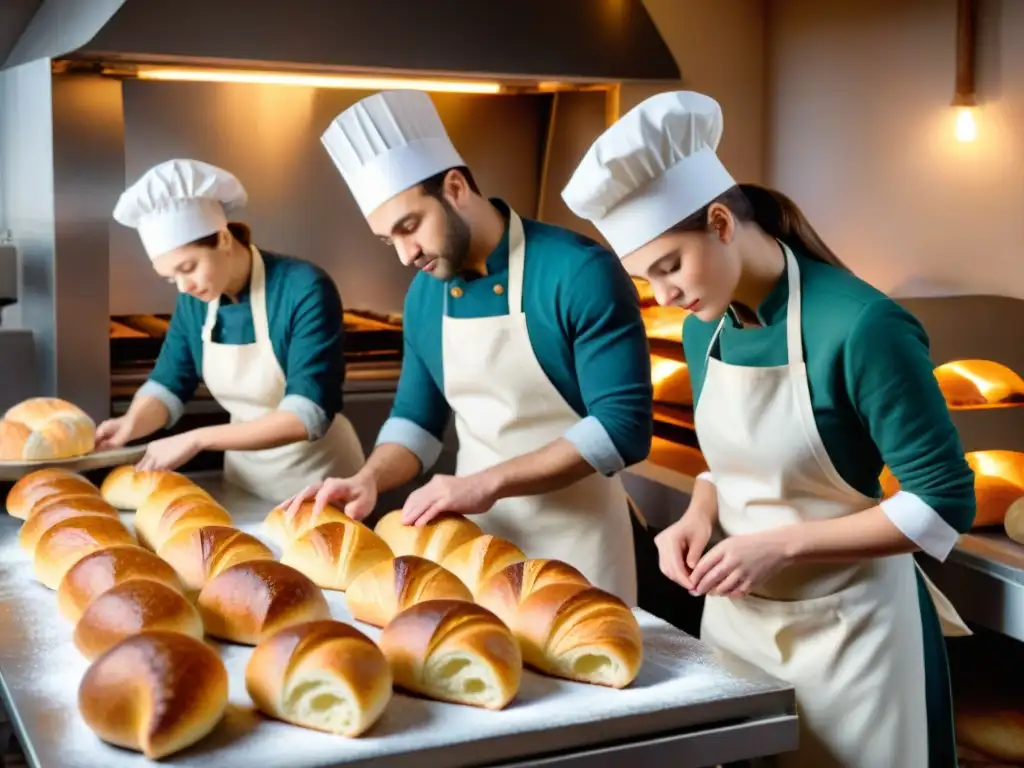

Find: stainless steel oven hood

[3,0,680,82]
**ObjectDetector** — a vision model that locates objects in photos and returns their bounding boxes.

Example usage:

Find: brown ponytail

[670,184,850,272]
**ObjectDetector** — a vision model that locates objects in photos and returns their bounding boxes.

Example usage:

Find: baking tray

[0,445,145,481]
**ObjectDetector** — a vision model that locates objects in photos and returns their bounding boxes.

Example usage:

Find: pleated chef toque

[320,90,465,217]
[561,91,736,257]
[113,159,248,260]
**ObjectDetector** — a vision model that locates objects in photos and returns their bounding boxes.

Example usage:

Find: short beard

[426,198,472,281]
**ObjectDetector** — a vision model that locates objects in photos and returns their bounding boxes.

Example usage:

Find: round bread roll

[245,620,392,737]
[477,561,641,689]
[73,580,204,660]
[100,466,197,510]
[157,525,275,595]
[281,521,393,591]
[263,500,356,546]
[0,397,96,461]
[58,545,185,622]
[439,534,526,597]
[380,600,522,710]
[18,494,119,554]
[5,468,100,520]
[33,515,135,590]
[1006,498,1024,544]
[134,487,220,549]
[78,631,228,760]
[374,510,483,563]
[197,560,331,646]
[345,555,473,628]
[956,707,1024,762]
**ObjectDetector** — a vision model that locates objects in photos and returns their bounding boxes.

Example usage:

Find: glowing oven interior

[934,359,1024,411]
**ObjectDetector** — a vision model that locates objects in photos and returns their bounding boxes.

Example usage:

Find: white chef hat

[320,90,465,217]
[113,159,248,260]
[561,91,736,257]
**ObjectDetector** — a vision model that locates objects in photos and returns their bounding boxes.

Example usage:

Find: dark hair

[672,184,849,271]
[419,166,481,199]
[187,221,253,250]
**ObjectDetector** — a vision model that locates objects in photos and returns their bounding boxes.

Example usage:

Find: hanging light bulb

[952,0,978,143]
[955,105,977,143]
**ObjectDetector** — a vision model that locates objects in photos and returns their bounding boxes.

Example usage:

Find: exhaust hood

[3,0,680,82]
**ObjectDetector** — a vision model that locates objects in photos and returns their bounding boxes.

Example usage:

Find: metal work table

[0,473,798,768]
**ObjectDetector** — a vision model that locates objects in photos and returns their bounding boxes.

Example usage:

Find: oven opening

[934,359,1024,411]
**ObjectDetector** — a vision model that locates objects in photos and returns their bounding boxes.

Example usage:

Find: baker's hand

[95,416,134,451]
[401,474,497,526]
[654,506,715,591]
[281,474,377,523]
[135,432,202,472]
[689,530,791,598]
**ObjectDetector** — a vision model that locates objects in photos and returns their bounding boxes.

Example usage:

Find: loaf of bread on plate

[263,500,355,546]
[439,534,526,597]
[5,468,100,520]
[197,560,331,645]
[374,510,483,563]
[100,466,197,510]
[57,545,184,622]
[73,579,204,660]
[18,494,119,554]
[78,631,228,760]
[33,515,136,590]
[345,555,473,628]
[246,619,392,737]
[0,397,96,461]
[281,521,392,591]
[134,487,221,549]
[380,599,521,710]
[476,559,642,688]
[157,524,274,595]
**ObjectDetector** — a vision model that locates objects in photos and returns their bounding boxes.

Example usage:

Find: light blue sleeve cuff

[279,394,331,441]
[880,490,962,562]
[136,380,185,428]
[376,417,443,473]
[562,415,626,477]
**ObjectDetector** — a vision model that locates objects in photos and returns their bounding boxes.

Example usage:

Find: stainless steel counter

[0,473,798,768]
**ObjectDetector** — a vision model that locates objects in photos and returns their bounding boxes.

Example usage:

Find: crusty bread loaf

[245,620,392,737]
[345,555,473,628]
[73,580,204,660]
[100,466,197,510]
[956,707,1024,762]
[157,524,274,595]
[197,560,331,645]
[439,534,526,597]
[134,487,220,549]
[33,515,136,590]
[263,500,355,546]
[281,521,393,591]
[374,510,483,563]
[5,468,100,520]
[1006,498,1024,544]
[18,494,119,554]
[57,545,184,623]
[477,560,642,689]
[78,631,228,760]
[380,600,521,710]
[0,397,96,461]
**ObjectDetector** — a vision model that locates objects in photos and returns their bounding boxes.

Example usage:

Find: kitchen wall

[113,82,550,315]
[767,0,1024,299]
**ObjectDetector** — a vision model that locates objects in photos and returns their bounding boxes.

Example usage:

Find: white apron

[695,244,965,768]
[201,246,365,502]
[441,209,637,606]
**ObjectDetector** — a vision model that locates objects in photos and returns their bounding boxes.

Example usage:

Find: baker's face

[621,204,741,322]
[366,179,472,281]
[151,230,232,302]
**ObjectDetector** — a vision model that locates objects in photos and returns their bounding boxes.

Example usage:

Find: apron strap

[201,296,221,342]
[781,242,803,367]
[247,246,272,346]
[506,209,526,317]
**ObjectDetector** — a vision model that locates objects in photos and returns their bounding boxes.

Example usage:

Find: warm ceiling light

[952,0,978,142]
[135,67,504,94]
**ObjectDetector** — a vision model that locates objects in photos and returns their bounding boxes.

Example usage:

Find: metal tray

[0,445,145,481]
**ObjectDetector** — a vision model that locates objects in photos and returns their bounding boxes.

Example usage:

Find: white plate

[0,445,146,481]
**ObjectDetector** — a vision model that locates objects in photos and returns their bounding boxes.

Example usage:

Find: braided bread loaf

[281,521,393,591]
[374,510,482,563]
[0,398,95,461]
[157,525,274,596]
[345,555,472,628]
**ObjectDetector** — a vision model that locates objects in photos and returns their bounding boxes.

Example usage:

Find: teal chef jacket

[378,199,654,475]
[138,249,345,440]
[683,245,976,765]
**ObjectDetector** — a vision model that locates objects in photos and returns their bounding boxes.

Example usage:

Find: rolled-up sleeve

[281,270,345,441]
[563,250,654,475]
[143,295,201,428]
[846,299,976,561]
